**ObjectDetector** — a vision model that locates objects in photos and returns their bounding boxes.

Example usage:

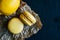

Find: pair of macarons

[8,10,36,34]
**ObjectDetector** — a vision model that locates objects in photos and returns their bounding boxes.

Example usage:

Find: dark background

[23,0,60,40]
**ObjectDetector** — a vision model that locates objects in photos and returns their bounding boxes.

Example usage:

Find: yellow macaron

[8,18,24,34]
[20,10,36,26]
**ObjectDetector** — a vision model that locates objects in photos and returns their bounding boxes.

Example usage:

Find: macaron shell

[8,18,24,34]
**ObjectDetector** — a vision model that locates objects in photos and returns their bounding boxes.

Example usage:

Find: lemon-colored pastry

[20,10,36,26]
[23,10,36,24]
[0,0,20,16]
[8,18,24,34]
[20,14,33,26]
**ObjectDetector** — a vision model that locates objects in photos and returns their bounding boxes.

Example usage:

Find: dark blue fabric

[23,0,60,40]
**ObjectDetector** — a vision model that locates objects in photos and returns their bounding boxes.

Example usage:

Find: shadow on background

[23,0,60,40]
